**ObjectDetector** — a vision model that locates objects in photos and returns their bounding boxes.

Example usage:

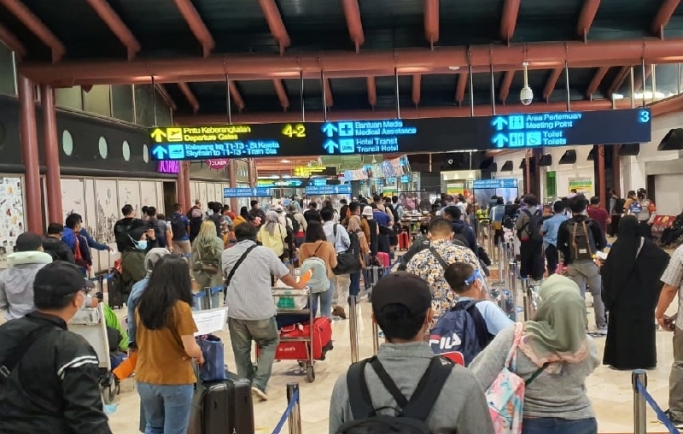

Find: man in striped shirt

[0,261,111,434]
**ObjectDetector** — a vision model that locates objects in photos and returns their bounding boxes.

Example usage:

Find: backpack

[566,219,596,262]
[288,213,301,234]
[614,198,626,214]
[209,213,223,235]
[300,256,329,293]
[333,224,362,275]
[150,218,167,247]
[429,300,493,366]
[518,209,543,243]
[336,356,454,434]
[170,214,188,239]
[485,323,547,434]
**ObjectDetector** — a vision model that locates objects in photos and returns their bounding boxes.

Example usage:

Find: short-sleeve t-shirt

[135,300,198,384]
[586,207,609,234]
[660,245,683,330]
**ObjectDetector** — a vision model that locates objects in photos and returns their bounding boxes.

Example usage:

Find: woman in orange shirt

[135,255,203,434]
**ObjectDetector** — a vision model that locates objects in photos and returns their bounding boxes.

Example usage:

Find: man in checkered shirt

[656,244,683,428]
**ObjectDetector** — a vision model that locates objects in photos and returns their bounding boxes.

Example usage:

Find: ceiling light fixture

[448,66,461,71]
[280,159,290,163]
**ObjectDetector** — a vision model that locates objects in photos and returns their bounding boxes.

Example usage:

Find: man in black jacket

[443,206,478,255]
[0,261,112,434]
[42,223,75,264]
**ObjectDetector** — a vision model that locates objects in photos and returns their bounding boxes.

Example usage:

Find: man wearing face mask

[0,261,112,434]
[405,218,482,323]
[121,226,150,298]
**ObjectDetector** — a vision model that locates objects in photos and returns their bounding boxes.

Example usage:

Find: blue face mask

[135,240,148,251]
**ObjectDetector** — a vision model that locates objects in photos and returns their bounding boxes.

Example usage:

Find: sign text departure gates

[148,109,651,160]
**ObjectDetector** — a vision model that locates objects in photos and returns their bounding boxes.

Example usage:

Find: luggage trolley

[69,304,120,403]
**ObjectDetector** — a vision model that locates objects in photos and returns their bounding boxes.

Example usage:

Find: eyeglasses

[464,269,482,286]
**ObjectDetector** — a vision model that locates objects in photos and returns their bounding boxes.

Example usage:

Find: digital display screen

[223,187,272,198]
[472,179,519,189]
[149,109,651,160]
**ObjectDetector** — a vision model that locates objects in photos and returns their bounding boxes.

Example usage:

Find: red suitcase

[376,252,390,268]
[275,317,333,361]
[398,230,410,250]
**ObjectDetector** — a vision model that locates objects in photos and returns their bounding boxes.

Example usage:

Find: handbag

[196,334,227,383]
[332,224,361,275]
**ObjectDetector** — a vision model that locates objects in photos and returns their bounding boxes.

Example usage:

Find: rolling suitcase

[107,270,125,308]
[376,252,390,268]
[188,372,255,434]
[398,229,410,250]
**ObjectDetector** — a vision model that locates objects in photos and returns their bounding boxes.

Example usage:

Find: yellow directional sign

[150,128,167,143]
[294,166,326,177]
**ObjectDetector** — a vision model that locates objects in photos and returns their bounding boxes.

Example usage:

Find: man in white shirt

[321,207,351,319]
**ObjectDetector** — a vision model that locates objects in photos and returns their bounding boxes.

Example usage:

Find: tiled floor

[108,293,679,434]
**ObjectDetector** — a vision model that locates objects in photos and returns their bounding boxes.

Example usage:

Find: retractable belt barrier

[271,383,302,434]
[632,370,680,434]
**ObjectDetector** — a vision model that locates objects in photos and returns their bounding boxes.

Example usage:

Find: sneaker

[597,327,608,335]
[251,386,268,402]
[664,410,683,428]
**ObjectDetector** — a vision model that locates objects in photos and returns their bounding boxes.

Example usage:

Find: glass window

[83,85,111,117]
[111,85,134,122]
[653,64,678,101]
[0,43,15,96]
[155,91,172,126]
[134,84,155,126]
[55,86,83,110]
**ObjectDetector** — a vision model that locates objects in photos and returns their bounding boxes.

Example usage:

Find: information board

[223,187,271,198]
[305,185,352,195]
[149,109,651,160]
[472,179,519,189]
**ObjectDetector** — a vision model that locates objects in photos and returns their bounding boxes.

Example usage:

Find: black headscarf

[602,215,642,306]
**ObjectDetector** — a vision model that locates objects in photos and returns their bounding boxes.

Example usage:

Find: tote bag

[197,334,227,383]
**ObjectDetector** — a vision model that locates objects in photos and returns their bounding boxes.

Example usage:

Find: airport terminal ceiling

[3,0,683,121]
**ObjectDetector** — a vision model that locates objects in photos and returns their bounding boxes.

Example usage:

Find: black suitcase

[188,372,255,434]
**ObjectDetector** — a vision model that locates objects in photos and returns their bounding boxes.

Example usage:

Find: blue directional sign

[305,184,352,195]
[472,179,519,189]
[223,187,272,198]
[149,109,651,160]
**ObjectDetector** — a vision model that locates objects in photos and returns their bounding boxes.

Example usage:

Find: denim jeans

[311,279,333,318]
[349,271,361,297]
[227,316,279,393]
[137,382,194,434]
[523,417,597,434]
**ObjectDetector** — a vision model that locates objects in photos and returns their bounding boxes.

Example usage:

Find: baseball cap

[15,232,43,252]
[362,206,373,217]
[33,262,95,298]
[371,271,432,316]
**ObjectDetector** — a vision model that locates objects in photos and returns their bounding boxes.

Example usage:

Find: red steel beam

[0,22,26,58]
[175,99,631,125]
[607,66,630,97]
[341,0,364,52]
[177,82,199,113]
[367,76,377,107]
[86,0,141,60]
[455,71,468,104]
[412,74,421,106]
[21,38,683,86]
[498,70,514,103]
[0,0,65,62]
[500,0,521,43]
[586,66,609,97]
[577,0,600,42]
[258,0,290,54]
[424,0,439,48]
[229,81,245,111]
[175,0,215,57]
[155,84,177,111]
[323,78,333,107]
[543,68,563,102]
[650,93,683,117]
[273,79,289,110]
[652,0,681,38]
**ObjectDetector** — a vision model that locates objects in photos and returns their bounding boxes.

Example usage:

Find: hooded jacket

[42,237,75,264]
[451,220,478,254]
[0,251,53,321]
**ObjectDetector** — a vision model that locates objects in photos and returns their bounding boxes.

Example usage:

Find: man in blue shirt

[541,201,568,275]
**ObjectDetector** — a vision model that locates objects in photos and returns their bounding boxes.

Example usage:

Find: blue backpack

[428,300,493,366]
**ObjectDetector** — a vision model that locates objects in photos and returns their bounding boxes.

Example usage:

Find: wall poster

[568,177,593,195]
[0,177,25,268]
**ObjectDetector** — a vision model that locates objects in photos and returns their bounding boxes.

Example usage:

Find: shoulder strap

[369,358,409,408]
[225,244,258,287]
[347,359,374,419]
[333,224,338,237]
[0,324,54,383]
[402,357,454,420]
[428,246,449,270]
[522,209,532,218]
[311,242,323,257]
[525,362,551,386]
[465,301,492,347]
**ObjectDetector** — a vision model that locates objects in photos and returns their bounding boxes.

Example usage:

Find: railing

[632,370,680,434]
[271,383,302,434]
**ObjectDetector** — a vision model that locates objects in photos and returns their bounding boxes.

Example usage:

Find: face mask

[135,240,148,251]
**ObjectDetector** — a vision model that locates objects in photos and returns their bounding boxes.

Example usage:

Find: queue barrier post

[371,319,380,356]
[509,259,518,321]
[286,383,302,434]
[348,295,359,364]
[632,370,647,434]
[497,241,505,284]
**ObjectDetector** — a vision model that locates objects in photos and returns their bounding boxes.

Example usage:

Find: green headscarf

[523,274,588,360]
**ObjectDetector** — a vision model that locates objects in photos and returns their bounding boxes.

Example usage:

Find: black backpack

[170,214,188,239]
[518,209,544,243]
[336,356,453,434]
[209,213,223,235]
[614,198,626,214]
[566,219,597,262]
[333,224,362,275]
[288,213,301,234]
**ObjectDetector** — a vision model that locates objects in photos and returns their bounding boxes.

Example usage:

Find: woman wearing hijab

[470,274,600,434]
[257,211,288,260]
[601,215,670,370]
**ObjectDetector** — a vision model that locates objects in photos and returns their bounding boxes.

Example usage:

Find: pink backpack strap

[504,322,524,368]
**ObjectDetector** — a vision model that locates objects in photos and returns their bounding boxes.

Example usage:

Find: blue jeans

[349,271,361,297]
[137,382,194,434]
[228,317,279,393]
[311,279,333,318]
[523,417,597,434]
